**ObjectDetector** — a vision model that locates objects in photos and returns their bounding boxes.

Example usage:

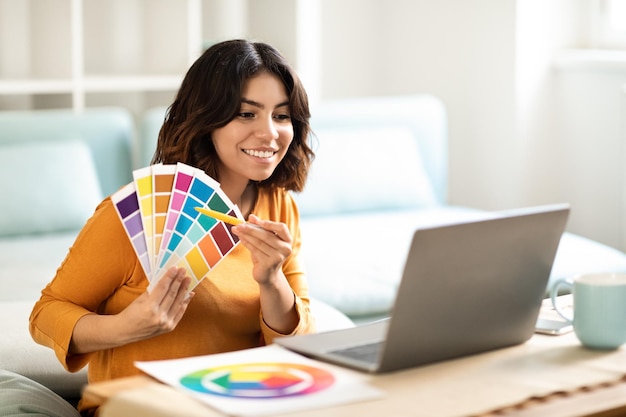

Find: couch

[291,95,626,321]
[3,95,626,404]
[0,108,134,403]
[140,95,626,321]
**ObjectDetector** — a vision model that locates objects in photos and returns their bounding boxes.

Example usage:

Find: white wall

[515,0,626,250]
[551,65,626,249]
[316,0,519,209]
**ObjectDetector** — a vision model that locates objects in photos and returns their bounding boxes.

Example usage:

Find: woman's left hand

[231,214,292,285]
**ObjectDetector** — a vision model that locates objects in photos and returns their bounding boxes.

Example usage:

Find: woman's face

[211,72,294,187]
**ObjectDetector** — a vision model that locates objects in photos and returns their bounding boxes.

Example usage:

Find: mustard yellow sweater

[29,187,314,414]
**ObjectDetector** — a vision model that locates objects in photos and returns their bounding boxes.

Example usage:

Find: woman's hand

[116,267,193,341]
[69,267,193,354]
[232,215,299,334]
[232,214,292,285]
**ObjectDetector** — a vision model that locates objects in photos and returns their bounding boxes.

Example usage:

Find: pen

[194,207,245,226]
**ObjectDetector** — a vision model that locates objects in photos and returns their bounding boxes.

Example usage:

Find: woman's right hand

[69,267,193,354]
[117,267,193,341]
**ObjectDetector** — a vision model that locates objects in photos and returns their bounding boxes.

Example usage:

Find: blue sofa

[140,96,626,322]
[3,95,626,403]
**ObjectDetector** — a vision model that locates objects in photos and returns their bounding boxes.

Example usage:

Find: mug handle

[550,278,574,323]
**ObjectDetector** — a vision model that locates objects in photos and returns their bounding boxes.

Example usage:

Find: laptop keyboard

[329,341,384,363]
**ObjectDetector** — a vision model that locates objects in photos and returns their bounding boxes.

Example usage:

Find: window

[593,0,626,48]
[608,0,626,32]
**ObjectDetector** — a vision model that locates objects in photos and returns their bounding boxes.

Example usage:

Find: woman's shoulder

[255,187,299,222]
[257,186,296,207]
[91,196,119,222]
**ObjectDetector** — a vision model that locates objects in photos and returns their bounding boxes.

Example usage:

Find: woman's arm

[30,199,193,369]
[69,267,193,354]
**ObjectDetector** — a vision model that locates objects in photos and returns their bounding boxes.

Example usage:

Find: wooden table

[86,375,626,417]
[86,330,626,417]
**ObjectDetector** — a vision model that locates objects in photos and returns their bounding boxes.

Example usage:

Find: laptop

[276,204,570,373]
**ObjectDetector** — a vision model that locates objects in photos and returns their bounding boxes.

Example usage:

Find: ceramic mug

[551,273,626,350]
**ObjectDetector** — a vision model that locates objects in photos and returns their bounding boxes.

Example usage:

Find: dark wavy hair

[152,39,314,192]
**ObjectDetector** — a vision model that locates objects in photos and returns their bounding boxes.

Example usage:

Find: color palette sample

[111,183,151,278]
[112,163,244,289]
[179,363,335,399]
[151,164,177,273]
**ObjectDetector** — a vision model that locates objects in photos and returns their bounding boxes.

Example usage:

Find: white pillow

[300,207,492,317]
[295,126,437,217]
[0,140,103,237]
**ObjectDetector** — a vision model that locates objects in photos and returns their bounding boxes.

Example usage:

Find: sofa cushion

[295,126,438,217]
[0,140,102,237]
[300,206,492,316]
[0,108,134,197]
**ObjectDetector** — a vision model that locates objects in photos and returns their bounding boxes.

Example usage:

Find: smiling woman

[28,39,317,417]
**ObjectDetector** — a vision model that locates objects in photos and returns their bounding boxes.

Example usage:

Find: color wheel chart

[112,163,244,290]
[180,363,335,399]
[135,345,384,416]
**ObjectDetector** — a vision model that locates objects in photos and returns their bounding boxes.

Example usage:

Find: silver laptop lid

[378,204,570,371]
[276,204,570,373]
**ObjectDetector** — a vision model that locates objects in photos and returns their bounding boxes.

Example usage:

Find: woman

[29,39,316,416]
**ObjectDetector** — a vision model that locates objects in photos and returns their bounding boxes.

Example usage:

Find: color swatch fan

[111,163,244,290]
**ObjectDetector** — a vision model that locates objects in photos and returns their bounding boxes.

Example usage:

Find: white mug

[551,273,626,350]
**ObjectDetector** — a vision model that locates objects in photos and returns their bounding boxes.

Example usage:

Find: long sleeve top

[29,186,315,414]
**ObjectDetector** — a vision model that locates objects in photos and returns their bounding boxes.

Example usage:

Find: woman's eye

[274,113,291,121]
[238,112,255,119]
